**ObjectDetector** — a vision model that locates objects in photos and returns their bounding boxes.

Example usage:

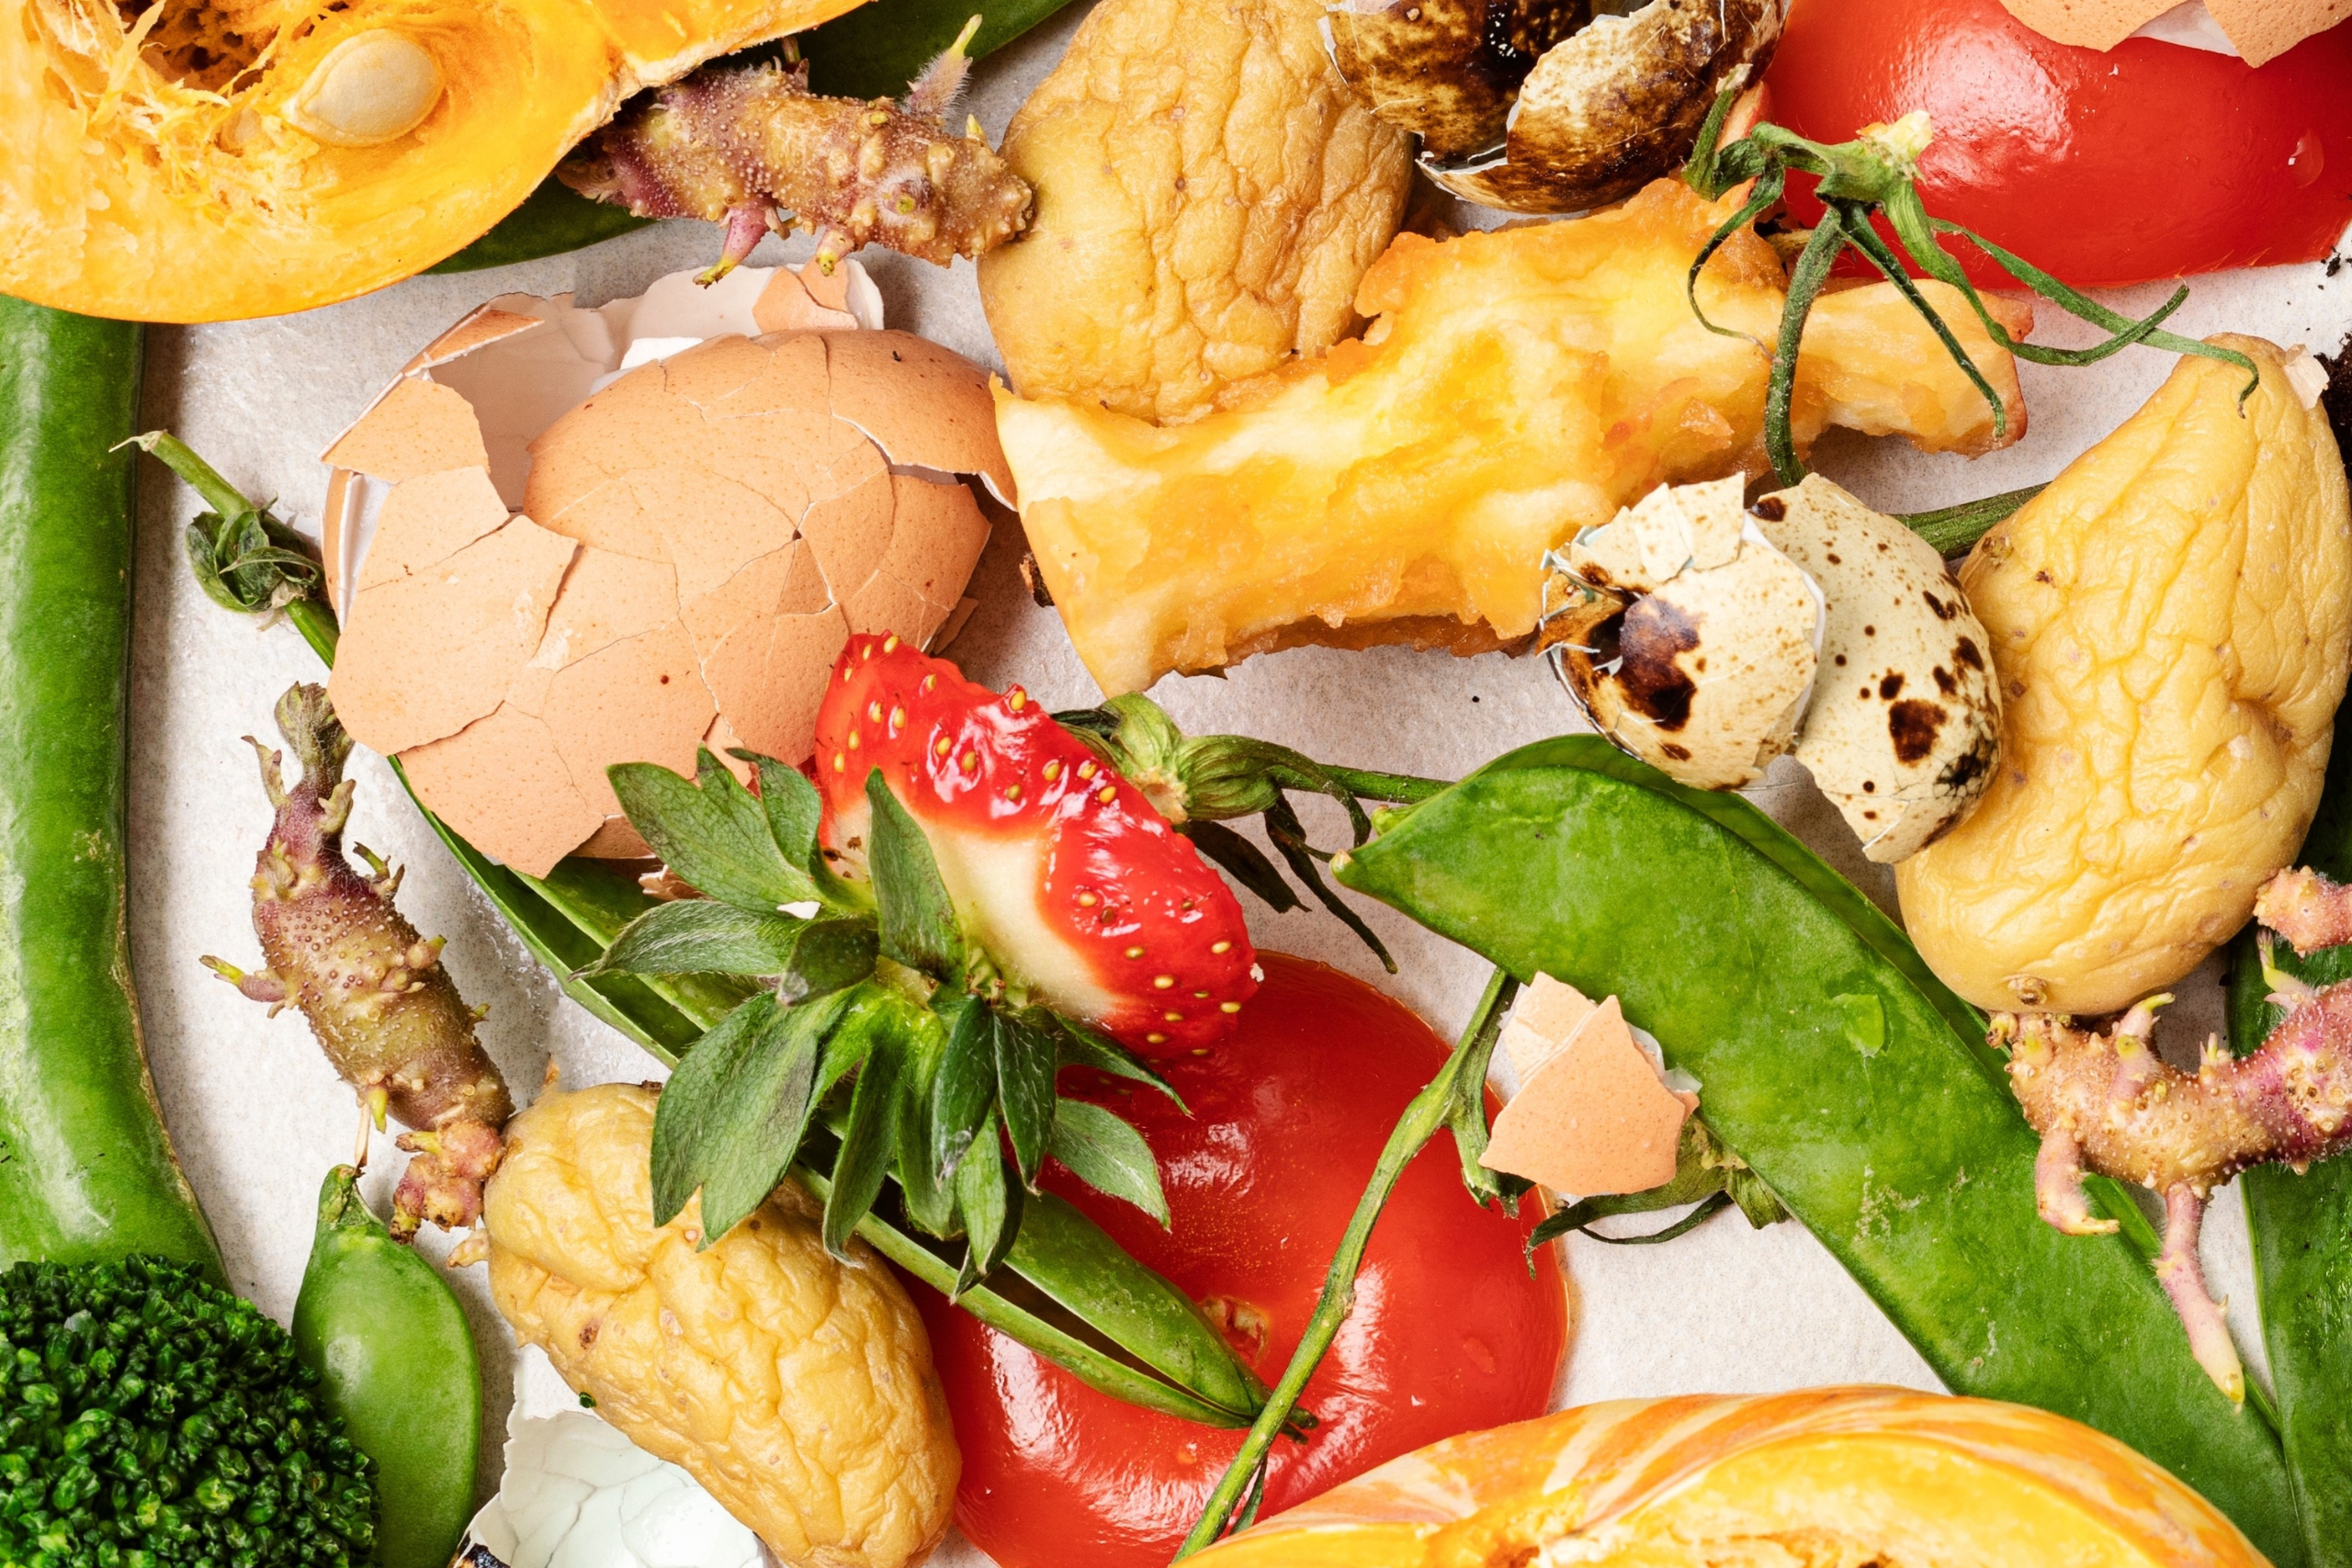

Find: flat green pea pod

[2225,730,2352,1568]
[1335,736,2304,1566]
[0,299,220,1277]
[295,1165,482,1568]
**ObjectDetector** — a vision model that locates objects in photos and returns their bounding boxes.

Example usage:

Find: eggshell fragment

[1546,478,1823,790]
[1752,476,2002,863]
[2000,0,2346,62]
[456,1409,766,1568]
[1482,976,1697,1197]
[316,263,1008,876]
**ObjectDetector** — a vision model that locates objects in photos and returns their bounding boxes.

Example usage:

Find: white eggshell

[457,1411,767,1568]
[1549,479,1822,790]
[1753,475,2002,862]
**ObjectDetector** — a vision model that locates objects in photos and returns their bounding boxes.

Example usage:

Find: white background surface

[122,3,2352,1548]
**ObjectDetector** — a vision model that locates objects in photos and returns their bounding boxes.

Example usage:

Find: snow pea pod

[2225,732,2352,1568]
[293,1165,481,1568]
[1336,735,2303,1565]
[0,300,220,1277]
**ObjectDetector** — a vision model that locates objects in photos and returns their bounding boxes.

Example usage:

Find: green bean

[0,300,220,1277]
[293,1166,481,1568]
[1336,736,2303,1565]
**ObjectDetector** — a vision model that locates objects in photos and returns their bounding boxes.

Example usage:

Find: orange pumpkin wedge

[1193,1388,2266,1568]
[1,0,868,323]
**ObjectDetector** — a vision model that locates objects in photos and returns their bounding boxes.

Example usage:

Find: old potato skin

[484,1082,958,1568]
[1897,336,2352,1016]
[977,0,1412,423]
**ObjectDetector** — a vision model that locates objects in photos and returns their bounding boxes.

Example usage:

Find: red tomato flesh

[916,953,1569,1568]
[1766,0,2352,287]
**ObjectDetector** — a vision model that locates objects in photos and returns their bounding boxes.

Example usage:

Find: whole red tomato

[916,953,1568,1568]
[1767,0,2352,286]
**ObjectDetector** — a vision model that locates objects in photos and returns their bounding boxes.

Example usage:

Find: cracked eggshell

[1753,476,2002,863]
[1544,478,1822,790]
[457,1410,768,1568]
[319,261,1002,877]
[1480,976,1697,1197]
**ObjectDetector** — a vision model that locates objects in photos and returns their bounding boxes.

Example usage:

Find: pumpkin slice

[1,0,870,322]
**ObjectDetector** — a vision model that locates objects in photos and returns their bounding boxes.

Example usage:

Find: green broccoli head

[0,1256,376,1568]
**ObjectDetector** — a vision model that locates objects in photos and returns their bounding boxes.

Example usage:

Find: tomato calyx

[1681,91,2262,493]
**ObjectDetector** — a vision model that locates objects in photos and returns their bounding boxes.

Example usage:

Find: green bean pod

[293,1165,481,1568]
[1336,736,2302,1565]
[0,299,220,1276]
[2225,732,2352,1568]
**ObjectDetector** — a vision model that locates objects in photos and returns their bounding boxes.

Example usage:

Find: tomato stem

[1175,965,1522,1557]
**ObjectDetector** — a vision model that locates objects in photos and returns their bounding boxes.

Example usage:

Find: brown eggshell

[825,332,1017,504]
[1481,977,1695,1197]
[322,266,1009,875]
[399,705,608,878]
[2202,0,2352,65]
[328,515,576,758]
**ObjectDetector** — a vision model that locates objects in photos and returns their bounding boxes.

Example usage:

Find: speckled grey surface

[122,4,2352,1549]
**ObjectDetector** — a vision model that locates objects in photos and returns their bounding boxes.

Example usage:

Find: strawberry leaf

[1043,1011,1184,1111]
[650,987,856,1239]
[823,1028,904,1259]
[865,769,964,977]
[1046,1100,1170,1225]
[1182,821,1302,915]
[995,1012,1060,1190]
[738,750,823,869]
[611,750,820,911]
[779,918,880,1002]
[586,899,807,977]
[954,1114,1023,1295]
[931,993,998,1181]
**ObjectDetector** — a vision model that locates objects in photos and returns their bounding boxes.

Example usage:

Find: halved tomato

[1766,0,2352,286]
[916,953,1570,1568]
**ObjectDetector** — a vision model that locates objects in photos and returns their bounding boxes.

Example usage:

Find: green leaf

[1182,820,1301,914]
[953,1116,1021,1295]
[932,994,998,1181]
[610,750,819,912]
[1046,1012,1184,1111]
[650,989,854,1240]
[1046,1100,1169,1225]
[824,1031,904,1260]
[588,899,807,977]
[995,1012,1060,1190]
[780,919,880,1002]
[865,770,963,977]
[737,750,824,877]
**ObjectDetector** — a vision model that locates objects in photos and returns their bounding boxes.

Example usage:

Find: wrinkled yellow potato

[1897,336,2352,1016]
[977,0,1413,423]
[484,1083,958,1568]
[1000,177,2029,695]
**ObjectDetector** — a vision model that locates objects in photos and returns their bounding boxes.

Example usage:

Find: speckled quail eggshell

[1559,486,1822,792]
[1753,474,2002,863]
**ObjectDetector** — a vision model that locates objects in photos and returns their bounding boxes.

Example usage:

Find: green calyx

[0,1256,378,1568]
[124,433,324,618]
[592,746,1181,1297]
[1681,95,2259,492]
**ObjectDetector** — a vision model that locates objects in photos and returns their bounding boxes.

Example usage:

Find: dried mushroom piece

[1753,476,2001,863]
[1542,477,1822,790]
[1330,0,1789,213]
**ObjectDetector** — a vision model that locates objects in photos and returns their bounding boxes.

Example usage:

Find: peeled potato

[1193,1389,2264,1568]
[1896,335,2352,1015]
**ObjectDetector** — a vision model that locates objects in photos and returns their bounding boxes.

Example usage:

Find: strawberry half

[814,633,1258,1052]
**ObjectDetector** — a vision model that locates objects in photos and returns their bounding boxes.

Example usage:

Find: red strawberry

[814,633,1257,1052]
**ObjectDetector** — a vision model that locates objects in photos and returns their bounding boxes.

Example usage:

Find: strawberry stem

[1176,966,1521,1556]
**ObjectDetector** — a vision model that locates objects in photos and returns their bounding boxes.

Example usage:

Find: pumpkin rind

[1193,1388,2267,1567]
[1,0,870,322]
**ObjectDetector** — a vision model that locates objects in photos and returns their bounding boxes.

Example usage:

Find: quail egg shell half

[1751,475,2002,862]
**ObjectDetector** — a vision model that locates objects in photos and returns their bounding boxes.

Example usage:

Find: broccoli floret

[0,1256,376,1568]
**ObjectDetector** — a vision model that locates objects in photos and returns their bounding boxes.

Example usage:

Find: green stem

[1767,209,1847,488]
[120,431,252,522]
[1176,966,1520,1557]
[1323,766,1451,806]
[1896,484,2048,558]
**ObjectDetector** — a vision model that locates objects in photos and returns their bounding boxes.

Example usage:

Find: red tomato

[915,953,1568,1568]
[1766,0,2352,286]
